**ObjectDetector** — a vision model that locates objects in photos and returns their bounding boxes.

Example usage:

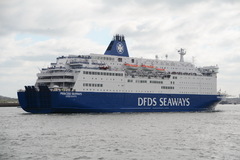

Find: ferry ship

[17,34,222,113]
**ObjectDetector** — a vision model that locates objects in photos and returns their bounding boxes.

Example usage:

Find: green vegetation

[0,95,18,103]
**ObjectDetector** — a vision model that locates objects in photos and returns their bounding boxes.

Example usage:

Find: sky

[0,0,240,98]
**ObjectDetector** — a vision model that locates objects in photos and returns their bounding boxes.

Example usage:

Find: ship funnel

[104,34,129,57]
[178,48,186,62]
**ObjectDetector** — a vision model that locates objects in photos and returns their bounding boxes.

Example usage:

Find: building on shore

[220,95,240,104]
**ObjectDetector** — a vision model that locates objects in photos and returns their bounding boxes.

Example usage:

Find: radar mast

[178,48,186,62]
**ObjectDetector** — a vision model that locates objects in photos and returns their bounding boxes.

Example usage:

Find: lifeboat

[156,68,165,72]
[124,63,139,70]
[141,65,155,71]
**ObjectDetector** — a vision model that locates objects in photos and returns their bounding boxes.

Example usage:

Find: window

[136,80,147,83]
[83,83,103,87]
[83,71,123,77]
[150,80,163,84]
[161,86,174,89]
[128,79,133,82]
[118,58,122,62]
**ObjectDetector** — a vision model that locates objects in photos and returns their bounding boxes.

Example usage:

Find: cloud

[0,0,240,97]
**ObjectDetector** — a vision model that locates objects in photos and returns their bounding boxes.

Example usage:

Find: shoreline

[0,103,19,107]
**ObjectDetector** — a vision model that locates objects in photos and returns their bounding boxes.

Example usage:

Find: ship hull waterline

[17,91,222,114]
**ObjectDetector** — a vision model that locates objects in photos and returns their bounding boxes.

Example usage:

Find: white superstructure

[36,52,219,95]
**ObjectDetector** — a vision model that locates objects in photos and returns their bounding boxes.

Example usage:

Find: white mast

[178,48,186,62]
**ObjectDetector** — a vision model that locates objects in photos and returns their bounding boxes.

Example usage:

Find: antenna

[37,67,41,72]
[192,56,195,65]
[178,48,186,62]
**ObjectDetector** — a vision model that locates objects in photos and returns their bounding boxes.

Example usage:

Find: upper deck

[34,34,219,95]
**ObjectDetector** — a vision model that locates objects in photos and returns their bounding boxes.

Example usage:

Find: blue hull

[17,87,222,113]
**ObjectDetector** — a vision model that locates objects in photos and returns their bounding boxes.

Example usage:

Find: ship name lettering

[138,97,157,106]
[159,98,190,106]
[138,97,190,107]
[60,92,82,97]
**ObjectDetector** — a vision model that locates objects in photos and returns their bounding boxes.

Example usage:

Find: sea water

[0,105,240,160]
